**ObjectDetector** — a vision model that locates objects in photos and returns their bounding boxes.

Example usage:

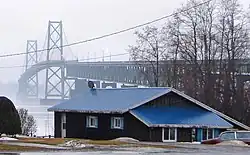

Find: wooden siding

[143,92,204,110]
[54,112,61,138]
[177,128,192,142]
[54,111,150,141]
[149,128,162,142]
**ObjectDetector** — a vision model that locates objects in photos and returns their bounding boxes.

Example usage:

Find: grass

[86,140,129,146]
[86,140,177,148]
[17,137,67,145]
[0,137,178,151]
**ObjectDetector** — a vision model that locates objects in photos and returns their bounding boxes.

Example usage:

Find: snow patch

[216,140,248,146]
[112,137,139,143]
[0,137,18,141]
[58,140,93,148]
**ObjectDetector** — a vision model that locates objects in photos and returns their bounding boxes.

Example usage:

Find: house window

[162,128,177,142]
[111,117,124,129]
[86,116,98,128]
[203,129,214,140]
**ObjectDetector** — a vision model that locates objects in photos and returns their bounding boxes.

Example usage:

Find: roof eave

[129,111,150,127]
[149,124,233,129]
[47,109,125,114]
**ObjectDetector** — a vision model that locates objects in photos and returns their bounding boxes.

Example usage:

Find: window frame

[111,117,124,129]
[202,129,215,140]
[162,128,177,142]
[86,116,98,128]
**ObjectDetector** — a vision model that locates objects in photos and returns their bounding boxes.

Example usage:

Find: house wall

[177,128,192,142]
[54,112,61,138]
[143,92,203,110]
[54,111,150,141]
[149,128,162,142]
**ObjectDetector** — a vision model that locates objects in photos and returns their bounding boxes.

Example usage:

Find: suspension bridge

[17,21,250,104]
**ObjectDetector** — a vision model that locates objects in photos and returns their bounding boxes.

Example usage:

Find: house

[47,87,250,142]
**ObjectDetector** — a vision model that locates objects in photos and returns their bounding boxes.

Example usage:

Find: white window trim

[203,129,214,140]
[111,117,124,129]
[86,116,98,128]
[162,128,177,142]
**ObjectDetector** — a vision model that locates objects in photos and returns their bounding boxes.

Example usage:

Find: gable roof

[168,88,250,131]
[47,87,170,113]
[47,87,250,130]
[130,106,233,129]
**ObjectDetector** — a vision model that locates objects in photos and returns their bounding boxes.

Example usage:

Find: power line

[0,52,130,69]
[0,0,212,59]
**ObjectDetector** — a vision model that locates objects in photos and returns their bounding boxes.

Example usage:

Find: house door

[162,128,177,142]
[61,113,66,138]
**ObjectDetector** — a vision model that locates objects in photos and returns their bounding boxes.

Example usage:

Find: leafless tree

[128,0,250,125]
[128,26,167,87]
[18,108,37,136]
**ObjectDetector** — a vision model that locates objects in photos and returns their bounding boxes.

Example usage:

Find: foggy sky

[0,0,249,83]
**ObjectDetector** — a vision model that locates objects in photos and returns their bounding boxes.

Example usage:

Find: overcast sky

[0,0,249,83]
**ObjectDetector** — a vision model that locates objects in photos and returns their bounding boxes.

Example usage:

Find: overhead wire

[0,0,212,59]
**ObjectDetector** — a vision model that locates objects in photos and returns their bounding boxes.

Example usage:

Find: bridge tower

[45,21,66,99]
[25,40,39,98]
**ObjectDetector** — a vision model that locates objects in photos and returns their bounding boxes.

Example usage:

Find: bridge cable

[63,28,78,60]
[0,0,212,59]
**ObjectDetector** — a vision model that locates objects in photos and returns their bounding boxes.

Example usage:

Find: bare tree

[128,26,167,87]
[214,0,250,117]
[128,0,250,125]
[26,115,37,137]
[18,108,28,134]
[18,108,37,136]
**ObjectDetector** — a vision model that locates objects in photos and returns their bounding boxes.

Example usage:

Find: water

[14,98,54,137]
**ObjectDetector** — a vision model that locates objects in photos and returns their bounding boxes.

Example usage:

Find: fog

[0,0,249,100]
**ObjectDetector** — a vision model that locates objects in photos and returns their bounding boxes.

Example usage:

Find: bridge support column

[45,21,67,99]
[24,40,39,98]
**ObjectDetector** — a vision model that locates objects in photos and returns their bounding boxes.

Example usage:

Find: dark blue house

[48,87,250,142]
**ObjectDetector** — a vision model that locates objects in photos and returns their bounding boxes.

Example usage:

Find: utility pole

[109,50,111,61]
[102,50,104,62]
[156,41,159,87]
[87,51,89,62]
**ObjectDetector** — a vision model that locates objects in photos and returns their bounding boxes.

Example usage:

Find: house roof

[130,106,233,129]
[169,88,250,130]
[47,87,250,130]
[47,87,170,113]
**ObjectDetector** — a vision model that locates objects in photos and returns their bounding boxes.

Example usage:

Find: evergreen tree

[0,96,21,136]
